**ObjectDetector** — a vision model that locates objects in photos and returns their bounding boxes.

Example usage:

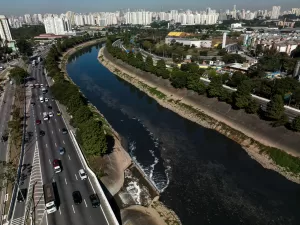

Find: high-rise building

[44,15,71,35]
[0,15,13,44]
[271,6,281,19]
[291,8,300,16]
[24,14,32,24]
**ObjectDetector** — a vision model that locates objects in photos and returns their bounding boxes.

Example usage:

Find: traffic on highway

[9,57,109,225]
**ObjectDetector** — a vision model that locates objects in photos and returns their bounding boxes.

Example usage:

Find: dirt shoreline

[60,40,179,225]
[98,46,300,185]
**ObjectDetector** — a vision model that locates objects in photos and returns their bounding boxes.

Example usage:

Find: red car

[36,120,41,125]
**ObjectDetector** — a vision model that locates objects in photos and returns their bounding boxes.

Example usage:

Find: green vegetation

[16,39,33,56]
[11,25,45,40]
[261,147,300,174]
[9,67,29,84]
[45,34,109,157]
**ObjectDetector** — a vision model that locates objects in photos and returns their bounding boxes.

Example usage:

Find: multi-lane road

[10,61,110,225]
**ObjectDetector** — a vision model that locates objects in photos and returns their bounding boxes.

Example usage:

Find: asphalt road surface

[0,81,14,161]
[30,63,109,225]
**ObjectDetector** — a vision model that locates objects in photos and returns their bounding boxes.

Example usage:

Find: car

[48,105,52,109]
[89,194,100,208]
[49,112,54,117]
[59,147,65,155]
[62,128,68,134]
[39,130,45,137]
[36,120,41,125]
[79,169,87,180]
[72,191,82,205]
[17,188,27,202]
[45,98,48,102]
[53,159,61,173]
[57,111,61,116]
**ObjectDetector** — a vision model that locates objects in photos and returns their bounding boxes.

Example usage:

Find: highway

[9,57,110,224]
[30,63,109,225]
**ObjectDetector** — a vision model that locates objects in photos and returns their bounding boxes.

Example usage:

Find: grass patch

[148,87,166,99]
[261,147,300,174]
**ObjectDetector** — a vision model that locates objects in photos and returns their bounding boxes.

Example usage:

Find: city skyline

[0,0,299,15]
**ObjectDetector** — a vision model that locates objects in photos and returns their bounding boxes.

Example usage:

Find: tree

[233,80,252,109]
[16,39,33,56]
[9,67,29,84]
[186,74,206,94]
[78,120,107,155]
[74,106,93,126]
[291,116,300,131]
[265,94,285,120]
[227,71,249,87]
[245,100,259,114]
[145,56,155,73]
[142,40,153,51]
[207,76,222,97]
[170,69,187,88]
[135,52,144,70]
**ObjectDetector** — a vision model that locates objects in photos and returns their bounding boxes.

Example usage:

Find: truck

[39,96,44,103]
[43,183,57,214]
[32,60,36,66]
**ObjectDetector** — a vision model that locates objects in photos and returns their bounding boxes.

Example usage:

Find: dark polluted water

[66,45,300,225]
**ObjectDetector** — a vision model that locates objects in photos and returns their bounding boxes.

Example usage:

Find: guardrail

[45,70,119,225]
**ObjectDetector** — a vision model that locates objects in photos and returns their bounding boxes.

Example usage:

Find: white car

[79,169,87,180]
[45,98,49,102]
[49,112,54,117]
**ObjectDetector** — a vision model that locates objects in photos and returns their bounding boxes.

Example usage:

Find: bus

[43,112,48,120]
[43,183,57,214]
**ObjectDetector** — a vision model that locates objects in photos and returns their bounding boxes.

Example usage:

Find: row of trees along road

[45,34,109,156]
[106,36,300,132]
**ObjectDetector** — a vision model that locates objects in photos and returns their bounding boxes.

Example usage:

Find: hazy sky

[0,0,299,15]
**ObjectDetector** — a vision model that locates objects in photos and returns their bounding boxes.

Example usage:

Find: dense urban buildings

[2,5,300,32]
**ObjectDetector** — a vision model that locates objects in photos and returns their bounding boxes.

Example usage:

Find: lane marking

[63,140,65,144]
[72,205,75,214]
[52,130,53,134]
[45,144,47,148]
[68,155,71,160]
[55,143,57,147]
[55,118,57,122]
[59,208,61,215]
[48,159,51,164]
[65,178,67,185]
[75,174,78,180]
[84,199,87,207]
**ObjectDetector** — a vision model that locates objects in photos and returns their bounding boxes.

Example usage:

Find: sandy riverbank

[59,41,179,225]
[98,46,300,185]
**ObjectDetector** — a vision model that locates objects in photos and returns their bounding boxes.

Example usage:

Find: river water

[66,45,300,225]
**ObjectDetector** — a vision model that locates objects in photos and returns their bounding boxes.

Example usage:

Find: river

[66,44,300,225]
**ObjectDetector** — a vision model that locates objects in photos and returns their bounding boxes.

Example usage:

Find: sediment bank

[59,41,180,225]
[98,46,300,185]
